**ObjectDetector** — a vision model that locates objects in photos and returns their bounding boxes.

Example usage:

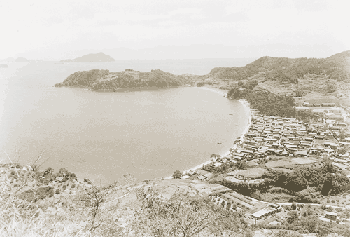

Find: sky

[0,0,349,60]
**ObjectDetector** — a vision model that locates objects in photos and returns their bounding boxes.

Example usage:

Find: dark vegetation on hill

[55,69,191,90]
[210,50,350,82]
[55,69,110,88]
[226,79,333,122]
[227,82,296,118]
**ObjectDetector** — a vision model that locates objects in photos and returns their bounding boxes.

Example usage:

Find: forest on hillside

[209,50,350,83]
[227,82,296,118]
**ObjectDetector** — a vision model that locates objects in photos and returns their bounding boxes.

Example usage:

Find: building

[322,103,336,107]
[325,211,337,221]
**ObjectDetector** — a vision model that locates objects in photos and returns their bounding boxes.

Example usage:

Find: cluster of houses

[226,108,350,172]
[297,102,348,123]
[183,101,350,223]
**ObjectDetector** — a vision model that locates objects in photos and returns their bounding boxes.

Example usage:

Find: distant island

[55,69,194,91]
[60,52,115,62]
[15,57,29,62]
[0,57,29,62]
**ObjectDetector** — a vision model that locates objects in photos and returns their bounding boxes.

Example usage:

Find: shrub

[37,186,54,199]
[55,189,60,194]
[19,187,54,202]
[172,170,182,179]
[71,183,76,188]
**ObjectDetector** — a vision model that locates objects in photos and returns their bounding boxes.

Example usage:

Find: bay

[0,61,249,186]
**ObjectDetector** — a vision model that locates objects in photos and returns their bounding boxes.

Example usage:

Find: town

[173,100,350,228]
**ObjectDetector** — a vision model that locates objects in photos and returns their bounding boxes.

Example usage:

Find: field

[265,158,294,169]
[265,156,318,169]
[291,157,317,165]
[227,168,267,179]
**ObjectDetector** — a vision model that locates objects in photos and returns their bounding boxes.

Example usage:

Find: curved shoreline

[163,87,252,179]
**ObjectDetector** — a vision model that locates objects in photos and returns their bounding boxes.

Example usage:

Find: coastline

[163,87,252,179]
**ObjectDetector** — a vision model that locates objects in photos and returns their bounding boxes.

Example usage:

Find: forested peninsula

[55,69,193,91]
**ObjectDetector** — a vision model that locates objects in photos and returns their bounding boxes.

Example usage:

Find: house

[314,135,325,140]
[322,103,336,107]
[325,212,337,221]
[295,150,308,157]
[304,137,314,142]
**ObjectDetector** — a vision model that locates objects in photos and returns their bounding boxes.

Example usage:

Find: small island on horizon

[60,52,115,62]
[0,57,29,62]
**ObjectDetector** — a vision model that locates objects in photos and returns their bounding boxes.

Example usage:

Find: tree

[321,173,333,196]
[326,81,337,93]
[172,170,183,179]
[245,80,258,90]
[287,211,298,224]
[236,160,247,170]
[81,186,106,232]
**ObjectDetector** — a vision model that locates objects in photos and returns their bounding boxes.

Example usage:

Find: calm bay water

[0,61,249,185]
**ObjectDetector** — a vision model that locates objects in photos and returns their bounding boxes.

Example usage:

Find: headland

[54,68,194,91]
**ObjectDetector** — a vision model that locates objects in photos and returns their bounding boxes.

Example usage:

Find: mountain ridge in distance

[60,52,115,62]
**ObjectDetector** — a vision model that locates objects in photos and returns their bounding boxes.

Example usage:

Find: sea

[0,59,251,186]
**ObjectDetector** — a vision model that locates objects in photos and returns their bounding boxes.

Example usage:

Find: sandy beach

[163,87,252,179]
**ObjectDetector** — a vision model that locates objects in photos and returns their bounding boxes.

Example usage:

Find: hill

[209,50,350,83]
[55,69,192,90]
[14,57,29,62]
[61,52,115,62]
[206,50,350,102]
[0,57,15,62]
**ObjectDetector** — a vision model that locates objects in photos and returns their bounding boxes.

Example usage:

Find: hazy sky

[1,0,349,60]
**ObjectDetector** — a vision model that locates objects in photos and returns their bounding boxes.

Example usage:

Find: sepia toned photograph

[0,0,349,236]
